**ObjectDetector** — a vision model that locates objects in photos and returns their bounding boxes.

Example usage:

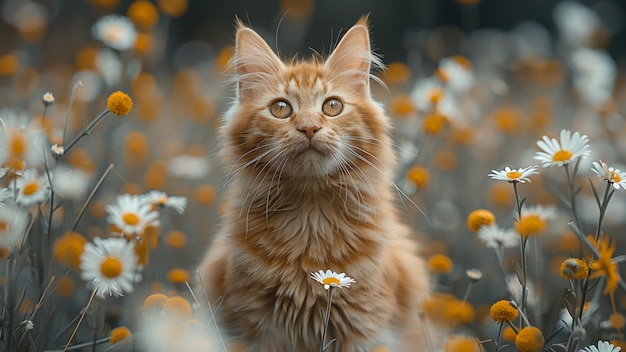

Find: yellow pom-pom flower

[167,268,190,284]
[444,335,481,352]
[560,258,588,280]
[515,326,544,352]
[610,313,625,330]
[406,165,430,189]
[107,91,133,116]
[127,0,159,29]
[467,209,495,232]
[163,296,192,318]
[143,293,168,310]
[427,254,454,274]
[110,326,132,345]
[502,326,517,342]
[489,300,519,323]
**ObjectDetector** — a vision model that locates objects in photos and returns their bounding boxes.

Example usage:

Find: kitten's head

[222,17,394,181]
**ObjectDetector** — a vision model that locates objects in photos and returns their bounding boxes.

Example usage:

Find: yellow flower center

[517,215,546,236]
[122,212,140,226]
[322,277,341,286]
[104,27,123,43]
[22,182,39,196]
[429,88,444,105]
[423,113,448,135]
[100,257,123,278]
[552,149,573,162]
[435,68,449,83]
[506,171,522,179]
[5,156,26,171]
[9,132,27,158]
[610,170,621,182]
[0,221,9,232]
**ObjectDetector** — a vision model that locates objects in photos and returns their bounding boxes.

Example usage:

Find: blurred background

[1,0,626,350]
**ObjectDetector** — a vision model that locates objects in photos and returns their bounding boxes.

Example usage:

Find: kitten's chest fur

[228,176,385,266]
[214,178,400,350]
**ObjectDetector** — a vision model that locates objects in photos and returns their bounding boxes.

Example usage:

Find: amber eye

[322,98,343,117]
[269,100,293,119]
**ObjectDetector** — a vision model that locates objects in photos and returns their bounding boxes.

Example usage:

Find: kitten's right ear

[234,19,284,99]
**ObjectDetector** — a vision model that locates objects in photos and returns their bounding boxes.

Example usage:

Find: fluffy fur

[198,17,431,352]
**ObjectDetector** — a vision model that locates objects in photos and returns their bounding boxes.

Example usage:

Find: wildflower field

[0,0,625,351]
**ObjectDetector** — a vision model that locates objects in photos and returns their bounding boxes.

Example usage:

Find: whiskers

[339,136,431,225]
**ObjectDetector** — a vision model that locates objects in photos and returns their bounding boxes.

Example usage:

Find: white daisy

[591,160,626,190]
[92,15,137,51]
[311,270,355,290]
[534,129,591,167]
[79,237,140,297]
[52,166,91,200]
[105,194,160,235]
[410,78,445,113]
[477,223,519,248]
[465,269,483,282]
[50,144,64,159]
[0,187,10,207]
[168,155,211,179]
[0,205,29,247]
[143,191,187,214]
[522,205,557,219]
[571,49,616,87]
[435,56,474,94]
[42,92,55,106]
[581,340,622,352]
[489,166,539,183]
[553,1,601,47]
[571,49,616,107]
[95,48,122,88]
[517,205,557,236]
[0,109,45,171]
[12,169,50,207]
[434,94,461,124]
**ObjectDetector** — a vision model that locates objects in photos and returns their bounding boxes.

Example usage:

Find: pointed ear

[234,21,285,99]
[325,18,376,96]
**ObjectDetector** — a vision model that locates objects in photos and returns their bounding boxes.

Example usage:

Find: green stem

[565,164,581,229]
[577,182,613,324]
[320,287,334,352]
[63,110,111,154]
[512,182,529,318]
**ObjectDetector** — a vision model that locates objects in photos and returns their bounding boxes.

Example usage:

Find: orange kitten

[198,17,432,352]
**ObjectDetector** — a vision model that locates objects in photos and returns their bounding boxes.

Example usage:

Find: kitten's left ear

[325,17,376,96]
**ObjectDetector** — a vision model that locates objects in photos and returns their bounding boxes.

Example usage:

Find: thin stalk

[594,183,613,243]
[71,164,115,232]
[63,289,97,352]
[495,323,503,351]
[63,110,111,154]
[564,164,581,228]
[462,282,474,302]
[512,182,529,317]
[577,182,613,325]
[320,287,334,352]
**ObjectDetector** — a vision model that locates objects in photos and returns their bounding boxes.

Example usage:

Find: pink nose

[298,126,321,140]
